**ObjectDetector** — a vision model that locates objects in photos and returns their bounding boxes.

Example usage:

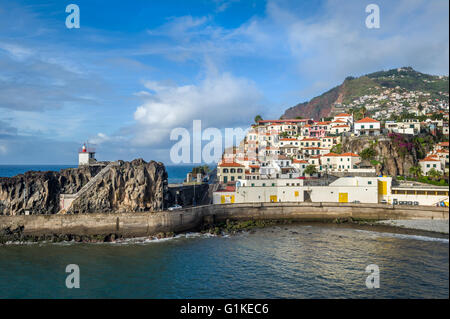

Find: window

[262,183,266,187]
[272,183,275,186]
[361,125,365,129]
[251,183,255,187]
[237,168,243,173]
[368,181,372,185]
[223,168,229,173]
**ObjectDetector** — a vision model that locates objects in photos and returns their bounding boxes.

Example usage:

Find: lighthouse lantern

[78,143,97,166]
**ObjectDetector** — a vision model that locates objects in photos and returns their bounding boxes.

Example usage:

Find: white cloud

[0,42,33,60]
[265,0,449,93]
[0,143,7,154]
[132,71,263,146]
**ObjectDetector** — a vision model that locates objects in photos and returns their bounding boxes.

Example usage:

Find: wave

[2,232,221,246]
[354,229,449,244]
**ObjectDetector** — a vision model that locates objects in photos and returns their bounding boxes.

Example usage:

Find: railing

[58,161,119,213]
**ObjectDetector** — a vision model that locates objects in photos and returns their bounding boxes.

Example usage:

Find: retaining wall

[0,203,447,238]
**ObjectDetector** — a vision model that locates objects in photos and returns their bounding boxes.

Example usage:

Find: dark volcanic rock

[0,159,168,215]
[0,166,102,215]
[69,159,168,214]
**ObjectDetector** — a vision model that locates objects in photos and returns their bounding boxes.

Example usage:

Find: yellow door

[338,193,348,203]
[270,195,277,202]
[294,191,299,197]
[221,195,225,204]
[378,181,387,195]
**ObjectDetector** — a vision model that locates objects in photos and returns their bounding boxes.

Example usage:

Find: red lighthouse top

[78,143,95,154]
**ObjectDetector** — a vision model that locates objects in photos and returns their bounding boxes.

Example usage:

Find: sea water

[0,224,448,298]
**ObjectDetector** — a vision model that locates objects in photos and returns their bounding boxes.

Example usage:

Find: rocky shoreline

[2,217,448,245]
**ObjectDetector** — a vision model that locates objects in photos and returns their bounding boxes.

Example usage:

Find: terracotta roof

[323,152,340,157]
[216,186,236,192]
[333,125,349,128]
[218,162,244,167]
[340,152,360,157]
[301,138,320,141]
[335,113,351,117]
[259,119,308,124]
[293,159,308,164]
[323,152,359,157]
[356,117,380,123]
[420,156,440,162]
[280,138,298,141]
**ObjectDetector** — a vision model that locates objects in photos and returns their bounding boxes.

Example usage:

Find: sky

[0,0,448,165]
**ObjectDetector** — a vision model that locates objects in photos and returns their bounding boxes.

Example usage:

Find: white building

[213,176,449,206]
[354,117,381,136]
[419,155,443,175]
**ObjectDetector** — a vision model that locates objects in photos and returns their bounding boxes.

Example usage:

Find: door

[378,181,387,195]
[270,195,277,203]
[223,176,228,183]
[338,193,348,203]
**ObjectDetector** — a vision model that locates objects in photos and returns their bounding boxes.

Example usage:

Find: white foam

[354,229,449,243]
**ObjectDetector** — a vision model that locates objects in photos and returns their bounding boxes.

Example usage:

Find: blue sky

[0,0,448,164]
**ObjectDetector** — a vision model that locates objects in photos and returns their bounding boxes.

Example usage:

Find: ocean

[0,224,448,298]
[0,164,197,184]
[0,165,448,298]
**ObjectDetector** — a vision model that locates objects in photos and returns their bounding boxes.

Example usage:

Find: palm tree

[427,168,442,181]
[304,165,317,177]
[254,115,263,124]
[409,165,422,178]
[361,106,367,118]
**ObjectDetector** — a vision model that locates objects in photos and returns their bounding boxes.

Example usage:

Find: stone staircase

[58,161,119,214]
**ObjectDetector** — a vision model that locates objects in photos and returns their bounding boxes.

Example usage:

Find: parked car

[380,200,387,204]
[168,204,182,211]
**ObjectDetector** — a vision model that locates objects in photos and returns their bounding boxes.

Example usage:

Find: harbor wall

[0,203,448,240]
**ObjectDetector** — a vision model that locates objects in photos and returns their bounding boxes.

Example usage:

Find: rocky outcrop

[0,166,103,215]
[341,135,418,176]
[69,159,167,214]
[0,159,168,215]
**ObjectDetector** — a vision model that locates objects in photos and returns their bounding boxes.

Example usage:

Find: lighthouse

[78,143,97,166]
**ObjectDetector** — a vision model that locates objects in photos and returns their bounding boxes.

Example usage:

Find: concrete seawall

[0,202,448,239]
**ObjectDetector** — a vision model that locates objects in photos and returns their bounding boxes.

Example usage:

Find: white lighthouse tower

[78,143,96,166]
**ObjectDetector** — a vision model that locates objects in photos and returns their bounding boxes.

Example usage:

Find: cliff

[0,159,168,215]
[282,85,340,120]
[341,135,419,176]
